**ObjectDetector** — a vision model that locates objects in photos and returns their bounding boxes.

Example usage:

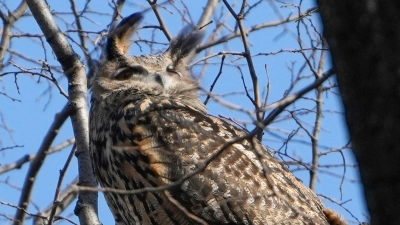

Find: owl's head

[91,12,205,111]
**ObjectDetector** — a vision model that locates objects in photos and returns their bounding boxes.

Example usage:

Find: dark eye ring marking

[113,66,148,80]
[166,64,182,77]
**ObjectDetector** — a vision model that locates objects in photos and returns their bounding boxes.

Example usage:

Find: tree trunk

[317,1,400,225]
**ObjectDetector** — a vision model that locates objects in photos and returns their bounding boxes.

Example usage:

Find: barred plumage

[89,12,337,225]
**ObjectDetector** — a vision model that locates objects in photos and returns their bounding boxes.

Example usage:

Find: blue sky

[0,1,367,224]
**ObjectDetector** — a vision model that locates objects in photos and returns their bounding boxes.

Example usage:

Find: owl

[89,12,340,225]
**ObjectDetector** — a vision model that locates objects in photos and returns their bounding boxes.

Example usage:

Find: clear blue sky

[0,1,367,224]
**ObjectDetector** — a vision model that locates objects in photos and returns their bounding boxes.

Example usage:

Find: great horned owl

[89,12,335,225]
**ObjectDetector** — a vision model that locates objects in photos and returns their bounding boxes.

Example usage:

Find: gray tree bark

[317,1,400,225]
[23,0,101,225]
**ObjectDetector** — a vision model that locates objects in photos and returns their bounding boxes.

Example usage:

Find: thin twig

[204,55,225,105]
[0,145,24,152]
[147,0,172,41]
[222,0,263,140]
[0,138,75,175]
[1,200,78,225]
[12,104,71,225]
[0,0,28,72]
[197,7,318,52]
[48,145,76,225]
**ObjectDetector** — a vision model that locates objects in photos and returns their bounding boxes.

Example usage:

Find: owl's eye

[166,64,182,77]
[113,66,147,80]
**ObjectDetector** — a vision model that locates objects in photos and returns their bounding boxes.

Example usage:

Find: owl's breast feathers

[90,95,330,225]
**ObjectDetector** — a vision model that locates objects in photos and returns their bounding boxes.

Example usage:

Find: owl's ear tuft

[105,12,143,60]
[168,25,205,65]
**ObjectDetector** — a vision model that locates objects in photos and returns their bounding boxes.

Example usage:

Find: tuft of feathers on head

[105,12,143,60]
[167,24,205,66]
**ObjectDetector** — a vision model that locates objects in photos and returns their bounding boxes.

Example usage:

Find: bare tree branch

[197,6,318,53]
[12,104,71,225]
[222,0,264,141]
[23,0,100,224]
[0,138,74,175]
[1,200,77,225]
[147,0,172,41]
[0,0,28,72]
[48,145,76,225]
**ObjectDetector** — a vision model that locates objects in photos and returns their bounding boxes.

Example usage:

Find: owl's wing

[109,98,329,225]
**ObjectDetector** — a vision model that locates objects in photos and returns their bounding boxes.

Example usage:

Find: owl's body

[90,13,333,225]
